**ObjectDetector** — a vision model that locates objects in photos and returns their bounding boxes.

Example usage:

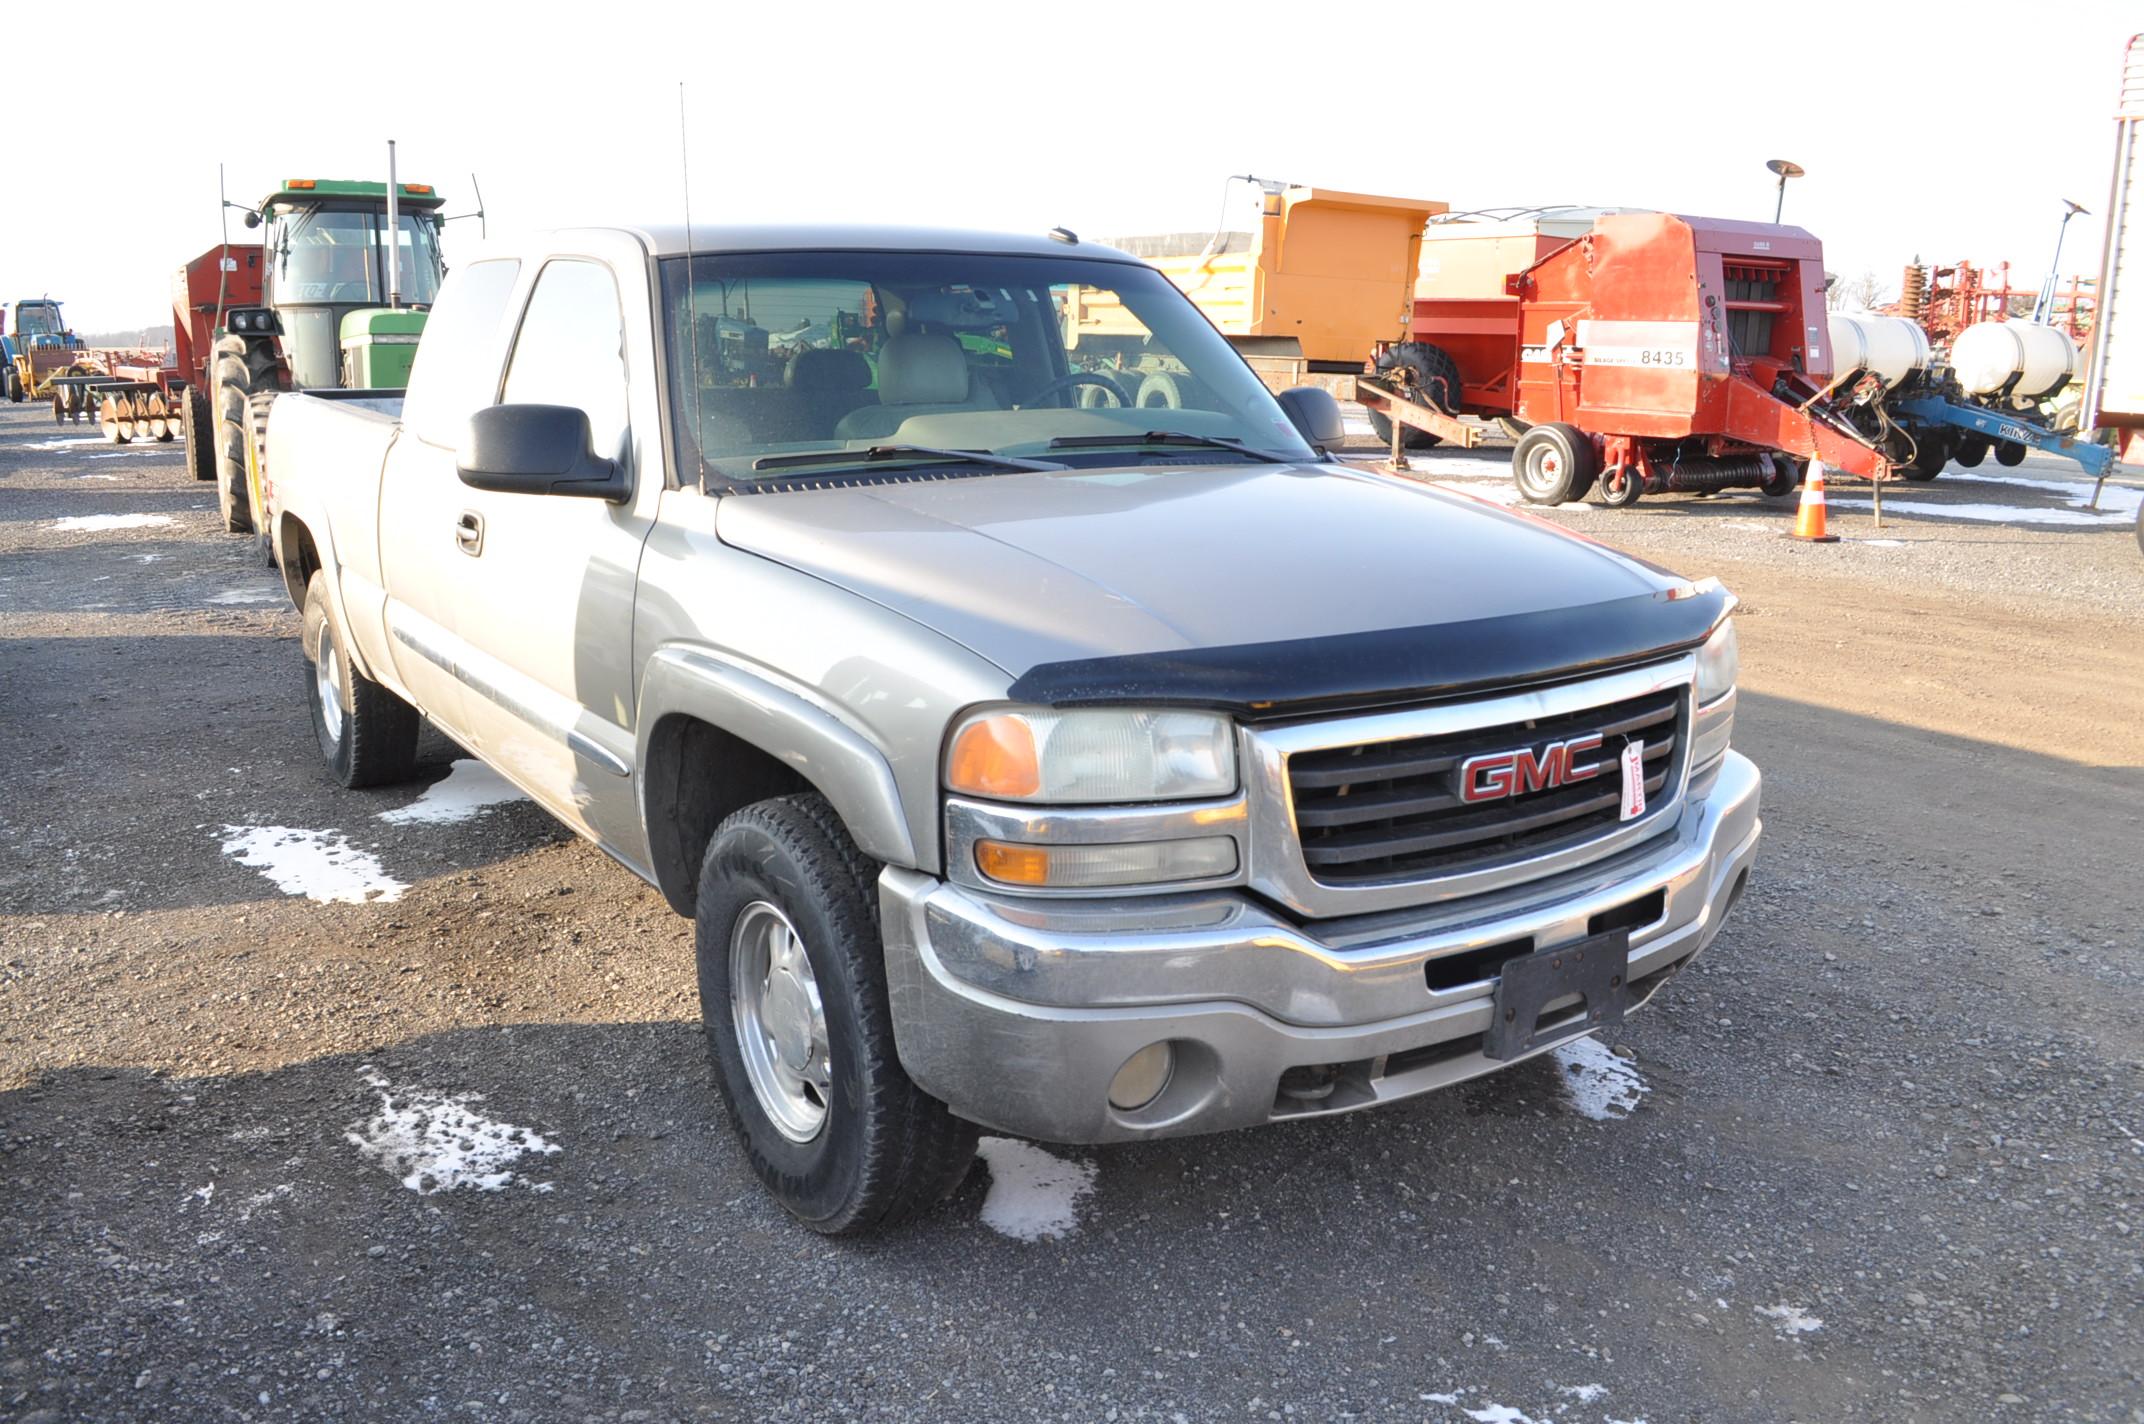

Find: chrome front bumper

[880,751,1761,1145]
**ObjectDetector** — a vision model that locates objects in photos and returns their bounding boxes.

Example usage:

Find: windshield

[658,250,1315,483]
[15,303,61,338]
[272,207,443,306]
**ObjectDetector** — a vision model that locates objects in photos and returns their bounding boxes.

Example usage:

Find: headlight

[945,707,1237,803]
[1695,619,1738,704]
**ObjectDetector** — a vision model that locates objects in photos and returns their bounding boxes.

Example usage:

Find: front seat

[833,331,995,441]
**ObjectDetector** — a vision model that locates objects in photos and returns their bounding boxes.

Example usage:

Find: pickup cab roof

[619,223,1148,263]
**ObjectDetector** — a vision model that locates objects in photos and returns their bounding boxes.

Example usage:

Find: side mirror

[457,404,626,500]
[1276,385,1345,450]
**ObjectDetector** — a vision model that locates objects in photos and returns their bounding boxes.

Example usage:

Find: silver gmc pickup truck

[267,223,1761,1233]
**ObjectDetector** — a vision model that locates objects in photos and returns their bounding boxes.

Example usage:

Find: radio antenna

[679,81,707,492]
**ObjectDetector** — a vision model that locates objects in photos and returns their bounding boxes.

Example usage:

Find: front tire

[213,333,277,534]
[302,572,420,789]
[696,794,977,1234]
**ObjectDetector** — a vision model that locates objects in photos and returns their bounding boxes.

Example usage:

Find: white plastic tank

[1950,320,2078,400]
[1827,314,1932,386]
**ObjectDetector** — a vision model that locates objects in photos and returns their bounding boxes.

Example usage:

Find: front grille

[1287,688,1684,885]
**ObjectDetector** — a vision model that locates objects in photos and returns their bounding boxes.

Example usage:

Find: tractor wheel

[1367,343,1463,451]
[213,333,278,534]
[1135,371,1182,410]
[1955,436,1989,469]
[245,391,278,567]
[181,387,216,481]
[1995,440,2027,467]
[4,368,20,402]
[1512,422,1598,504]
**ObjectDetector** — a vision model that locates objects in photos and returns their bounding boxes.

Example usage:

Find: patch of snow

[19,436,113,450]
[76,471,122,478]
[1832,497,2129,528]
[206,587,281,605]
[1757,1302,1824,1336]
[1553,1036,1650,1121]
[1947,468,2142,516]
[346,1068,561,1194]
[217,825,407,904]
[1854,538,1908,547]
[50,513,177,532]
[975,1137,1096,1242]
[1463,1405,1539,1424]
[377,759,530,826]
[191,1183,215,1204]
[236,1183,294,1221]
[128,553,164,563]
[1421,1392,1462,1405]
[1560,1383,1609,1402]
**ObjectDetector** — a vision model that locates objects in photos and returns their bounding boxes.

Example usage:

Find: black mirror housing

[1276,386,1345,450]
[457,404,626,500]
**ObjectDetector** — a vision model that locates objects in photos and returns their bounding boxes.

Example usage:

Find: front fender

[635,646,919,871]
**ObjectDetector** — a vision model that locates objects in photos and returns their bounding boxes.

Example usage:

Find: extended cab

[268,224,1761,1233]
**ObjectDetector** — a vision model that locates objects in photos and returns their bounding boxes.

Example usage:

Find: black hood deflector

[1005,586,1730,720]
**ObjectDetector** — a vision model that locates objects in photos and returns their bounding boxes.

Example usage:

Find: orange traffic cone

[1784,459,1839,543]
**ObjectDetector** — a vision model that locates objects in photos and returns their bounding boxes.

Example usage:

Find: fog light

[1107,1041,1175,1111]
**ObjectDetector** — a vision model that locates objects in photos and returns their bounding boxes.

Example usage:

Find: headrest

[785,347,872,392]
[876,332,970,407]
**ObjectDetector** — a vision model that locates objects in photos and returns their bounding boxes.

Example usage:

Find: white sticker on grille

[1619,738,1646,821]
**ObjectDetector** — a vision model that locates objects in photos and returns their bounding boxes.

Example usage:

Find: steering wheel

[1022,371,1132,409]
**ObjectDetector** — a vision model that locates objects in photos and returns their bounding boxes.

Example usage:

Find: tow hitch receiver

[1484,930,1631,1060]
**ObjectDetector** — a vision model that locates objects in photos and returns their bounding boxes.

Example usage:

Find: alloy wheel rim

[316,640,344,742]
[729,900,831,1143]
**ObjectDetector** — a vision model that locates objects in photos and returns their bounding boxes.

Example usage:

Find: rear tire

[4,368,20,402]
[696,794,978,1235]
[213,334,277,534]
[302,571,420,789]
[1367,343,1462,451]
[245,391,278,567]
[1512,422,1597,504]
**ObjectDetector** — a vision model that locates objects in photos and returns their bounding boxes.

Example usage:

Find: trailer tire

[1597,464,1644,507]
[212,334,277,535]
[1995,440,2027,467]
[1368,343,1462,451]
[1513,422,1597,504]
[1955,437,1989,468]
[1760,458,1802,498]
[695,793,978,1235]
[302,571,420,790]
[1904,437,1949,482]
[181,388,216,481]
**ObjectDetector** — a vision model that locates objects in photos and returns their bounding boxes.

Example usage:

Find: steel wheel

[315,636,345,744]
[729,900,832,1143]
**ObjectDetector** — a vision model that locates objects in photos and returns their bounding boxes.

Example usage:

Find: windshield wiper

[1046,430,1293,464]
[750,444,1064,474]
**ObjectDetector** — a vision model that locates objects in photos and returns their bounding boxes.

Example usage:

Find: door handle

[455,510,484,556]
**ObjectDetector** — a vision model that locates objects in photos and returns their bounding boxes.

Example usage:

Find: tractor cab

[11,299,75,347]
[240,178,446,389]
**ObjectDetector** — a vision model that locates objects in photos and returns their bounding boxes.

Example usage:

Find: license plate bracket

[1483,929,1631,1061]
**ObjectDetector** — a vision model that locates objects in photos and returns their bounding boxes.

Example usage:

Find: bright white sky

[11,1,2136,334]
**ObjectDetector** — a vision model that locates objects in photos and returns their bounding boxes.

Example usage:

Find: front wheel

[1512,422,1597,504]
[696,794,977,1234]
[302,572,420,789]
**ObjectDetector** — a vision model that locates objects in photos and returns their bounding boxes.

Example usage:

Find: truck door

[433,247,660,854]
[377,258,524,737]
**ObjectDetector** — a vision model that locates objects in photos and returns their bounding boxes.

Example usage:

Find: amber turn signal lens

[974,840,1053,885]
[945,715,1040,799]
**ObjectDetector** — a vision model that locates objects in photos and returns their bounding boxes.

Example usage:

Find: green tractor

[204,176,446,539]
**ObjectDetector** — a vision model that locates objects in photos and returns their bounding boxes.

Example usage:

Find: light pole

[1767,159,1805,224]
[2033,199,2089,324]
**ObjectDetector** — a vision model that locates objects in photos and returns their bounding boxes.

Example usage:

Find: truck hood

[714,463,1723,713]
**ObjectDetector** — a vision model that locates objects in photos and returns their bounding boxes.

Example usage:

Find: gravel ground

[3,402,2141,1423]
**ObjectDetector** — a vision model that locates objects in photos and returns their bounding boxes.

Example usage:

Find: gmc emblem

[1457,733,1604,803]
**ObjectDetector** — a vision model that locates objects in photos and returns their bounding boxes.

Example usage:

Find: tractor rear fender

[1721,376,1889,479]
